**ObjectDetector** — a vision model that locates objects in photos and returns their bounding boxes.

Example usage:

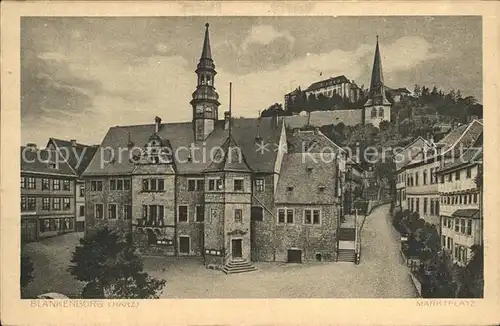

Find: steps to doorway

[222,260,257,274]
[337,249,356,262]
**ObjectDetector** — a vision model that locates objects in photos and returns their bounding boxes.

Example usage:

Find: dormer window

[48,162,58,169]
[287,186,294,191]
[318,186,325,192]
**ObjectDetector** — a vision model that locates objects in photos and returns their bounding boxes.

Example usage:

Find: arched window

[371,108,377,118]
[379,107,384,117]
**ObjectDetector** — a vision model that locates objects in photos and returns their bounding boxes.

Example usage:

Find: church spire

[201,23,212,60]
[369,35,384,92]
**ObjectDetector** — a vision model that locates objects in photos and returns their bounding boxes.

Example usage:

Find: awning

[452,209,480,219]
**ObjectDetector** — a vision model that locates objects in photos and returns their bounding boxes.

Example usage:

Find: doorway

[179,236,190,254]
[287,249,302,263]
[231,239,242,259]
[147,229,157,245]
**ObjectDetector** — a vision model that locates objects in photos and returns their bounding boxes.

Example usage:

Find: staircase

[222,260,257,274]
[337,248,356,262]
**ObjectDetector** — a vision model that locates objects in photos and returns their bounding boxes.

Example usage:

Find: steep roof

[204,135,252,173]
[275,153,338,204]
[82,117,283,176]
[306,75,351,91]
[403,120,483,169]
[395,137,432,171]
[21,146,76,177]
[47,138,99,176]
[437,145,483,173]
[201,23,212,60]
[365,37,391,106]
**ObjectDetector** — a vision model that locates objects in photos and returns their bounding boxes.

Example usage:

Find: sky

[21,16,482,147]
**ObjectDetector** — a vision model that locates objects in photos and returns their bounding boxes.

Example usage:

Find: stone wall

[251,173,277,261]
[273,204,339,262]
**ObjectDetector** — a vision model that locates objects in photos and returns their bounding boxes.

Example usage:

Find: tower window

[371,108,377,118]
[378,107,384,117]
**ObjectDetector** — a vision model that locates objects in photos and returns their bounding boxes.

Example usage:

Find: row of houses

[20,139,98,242]
[395,119,483,266]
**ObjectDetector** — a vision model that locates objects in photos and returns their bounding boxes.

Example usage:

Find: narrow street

[356,204,418,298]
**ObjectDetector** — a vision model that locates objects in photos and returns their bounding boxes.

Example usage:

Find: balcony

[136,218,165,227]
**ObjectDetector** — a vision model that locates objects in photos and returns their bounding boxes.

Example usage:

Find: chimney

[154,116,162,133]
[26,143,37,151]
[70,139,77,147]
[224,111,231,131]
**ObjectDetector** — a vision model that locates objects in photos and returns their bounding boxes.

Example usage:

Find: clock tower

[191,23,220,141]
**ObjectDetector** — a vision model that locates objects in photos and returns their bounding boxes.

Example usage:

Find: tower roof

[369,36,384,91]
[200,23,212,61]
[365,36,390,106]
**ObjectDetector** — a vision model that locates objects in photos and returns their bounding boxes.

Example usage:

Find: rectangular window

[278,209,285,224]
[423,198,428,214]
[149,205,157,222]
[441,235,446,247]
[440,175,444,184]
[21,177,26,189]
[455,218,460,232]
[158,205,164,222]
[142,179,149,191]
[415,172,419,186]
[188,179,196,191]
[255,179,265,192]
[90,180,102,191]
[459,195,463,205]
[464,195,468,205]
[448,174,452,182]
[467,219,472,236]
[95,204,103,219]
[158,179,164,191]
[178,205,188,222]
[304,209,321,224]
[79,185,85,197]
[195,205,204,222]
[110,179,117,190]
[460,218,466,234]
[455,171,460,180]
[26,197,36,211]
[473,193,478,203]
[124,205,132,220]
[430,199,434,215]
[79,205,85,216]
[52,198,61,210]
[63,180,71,191]
[124,179,131,190]
[286,209,294,224]
[466,168,472,178]
[208,178,223,191]
[234,209,242,223]
[108,204,117,219]
[27,177,36,189]
[42,178,50,190]
[150,179,157,191]
[416,198,420,213]
[42,197,50,210]
[234,179,244,191]
[117,179,123,190]
[63,198,71,210]
[423,171,427,185]
[142,205,148,219]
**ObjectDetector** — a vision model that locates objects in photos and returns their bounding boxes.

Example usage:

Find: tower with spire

[364,36,391,128]
[191,23,220,141]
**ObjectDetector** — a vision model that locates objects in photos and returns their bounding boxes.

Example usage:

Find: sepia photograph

[18,15,484,300]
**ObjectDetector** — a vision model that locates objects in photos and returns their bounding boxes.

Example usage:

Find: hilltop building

[82,23,365,271]
[282,37,409,129]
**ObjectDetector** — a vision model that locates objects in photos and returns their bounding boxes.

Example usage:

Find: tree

[69,227,166,299]
[458,245,484,298]
[261,103,288,117]
[21,251,34,288]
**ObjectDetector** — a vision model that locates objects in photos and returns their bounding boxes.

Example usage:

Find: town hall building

[82,23,365,272]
